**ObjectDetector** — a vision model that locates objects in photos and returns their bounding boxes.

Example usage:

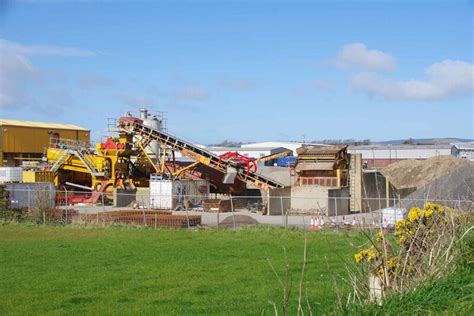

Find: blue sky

[1,0,473,144]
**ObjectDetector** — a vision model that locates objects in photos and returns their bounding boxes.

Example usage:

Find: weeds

[344,202,473,311]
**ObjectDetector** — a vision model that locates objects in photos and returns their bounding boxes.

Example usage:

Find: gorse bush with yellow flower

[351,202,470,303]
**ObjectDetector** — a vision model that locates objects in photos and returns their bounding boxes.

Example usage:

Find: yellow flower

[407,207,423,222]
[367,250,377,262]
[376,231,384,241]
[354,253,363,263]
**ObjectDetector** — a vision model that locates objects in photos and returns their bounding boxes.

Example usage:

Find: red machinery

[218,152,257,175]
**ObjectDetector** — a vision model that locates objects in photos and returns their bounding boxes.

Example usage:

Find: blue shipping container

[276,156,296,167]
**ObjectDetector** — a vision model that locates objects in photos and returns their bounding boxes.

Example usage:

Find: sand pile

[381,155,472,189]
[401,164,473,210]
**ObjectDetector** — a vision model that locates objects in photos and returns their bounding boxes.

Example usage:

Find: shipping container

[150,179,210,210]
[5,182,56,209]
[0,167,23,183]
[276,156,296,167]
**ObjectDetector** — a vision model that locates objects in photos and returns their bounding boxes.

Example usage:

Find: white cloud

[332,42,396,72]
[0,48,39,107]
[350,60,474,101]
[0,38,94,108]
[0,39,95,57]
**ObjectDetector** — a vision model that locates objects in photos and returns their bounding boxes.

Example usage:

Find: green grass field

[0,224,359,315]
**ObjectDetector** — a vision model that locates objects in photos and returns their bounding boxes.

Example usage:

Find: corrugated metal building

[242,141,328,154]
[348,144,452,168]
[0,119,90,166]
[451,142,474,161]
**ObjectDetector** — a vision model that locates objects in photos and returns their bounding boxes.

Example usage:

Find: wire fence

[1,187,472,230]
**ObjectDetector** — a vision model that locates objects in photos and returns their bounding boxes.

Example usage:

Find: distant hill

[373,138,473,145]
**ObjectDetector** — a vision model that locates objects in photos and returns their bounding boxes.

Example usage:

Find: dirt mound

[381,155,472,189]
[219,215,259,228]
[401,164,474,210]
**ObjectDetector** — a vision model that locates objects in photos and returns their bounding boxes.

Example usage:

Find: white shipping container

[382,208,407,228]
[0,167,23,183]
[150,179,210,210]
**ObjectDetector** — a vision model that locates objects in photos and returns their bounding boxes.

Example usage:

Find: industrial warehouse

[1,109,473,228]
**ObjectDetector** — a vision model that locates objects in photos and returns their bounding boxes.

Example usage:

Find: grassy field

[0,224,359,315]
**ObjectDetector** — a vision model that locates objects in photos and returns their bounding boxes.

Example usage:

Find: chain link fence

[1,186,472,230]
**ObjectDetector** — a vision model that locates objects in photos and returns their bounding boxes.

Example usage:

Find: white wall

[348,147,451,159]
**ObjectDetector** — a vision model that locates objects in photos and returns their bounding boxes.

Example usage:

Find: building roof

[242,141,328,148]
[206,146,289,152]
[348,144,452,150]
[451,142,474,150]
[0,119,89,131]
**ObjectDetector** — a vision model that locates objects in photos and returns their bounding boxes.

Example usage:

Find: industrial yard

[1,108,473,227]
[1,1,473,314]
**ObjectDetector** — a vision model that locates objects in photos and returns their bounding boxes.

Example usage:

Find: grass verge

[0,223,358,315]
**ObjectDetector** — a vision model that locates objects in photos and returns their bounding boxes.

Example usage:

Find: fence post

[27,188,31,214]
[335,196,339,232]
[216,207,220,230]
[64,189,68,224]
[185,206,190,229]
[230,195,236,229]
[279,195,285,228]
[101,192,107,225]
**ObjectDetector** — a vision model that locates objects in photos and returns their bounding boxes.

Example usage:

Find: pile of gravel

[381,155,472,189]
[400,164,473,210]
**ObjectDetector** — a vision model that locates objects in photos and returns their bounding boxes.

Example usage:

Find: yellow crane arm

[256,149,293,163]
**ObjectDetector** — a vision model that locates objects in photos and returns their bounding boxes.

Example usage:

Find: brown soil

[381,155,473,189]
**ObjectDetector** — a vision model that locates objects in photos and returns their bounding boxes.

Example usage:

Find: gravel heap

[400,164,474,210]
[381,155,472,189]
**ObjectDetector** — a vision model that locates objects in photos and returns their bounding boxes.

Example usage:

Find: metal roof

[206,146,289,152]
[0,119,89,131]
[452,142,474,150]
[348,144,452,150]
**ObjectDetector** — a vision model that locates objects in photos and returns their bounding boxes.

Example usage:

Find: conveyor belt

[118,118,284,190]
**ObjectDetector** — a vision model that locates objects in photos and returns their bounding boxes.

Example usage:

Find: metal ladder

[50,150,70,173]
[72,149,105,177]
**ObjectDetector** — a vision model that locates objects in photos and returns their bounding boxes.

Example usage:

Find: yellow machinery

[46,132,155,203]
[22,170,54,183]
[255,149,293,164]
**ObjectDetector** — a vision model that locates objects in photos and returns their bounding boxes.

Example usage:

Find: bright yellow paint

[46,133,137,191]
[1,125,90,153]
[22,170,54,183]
